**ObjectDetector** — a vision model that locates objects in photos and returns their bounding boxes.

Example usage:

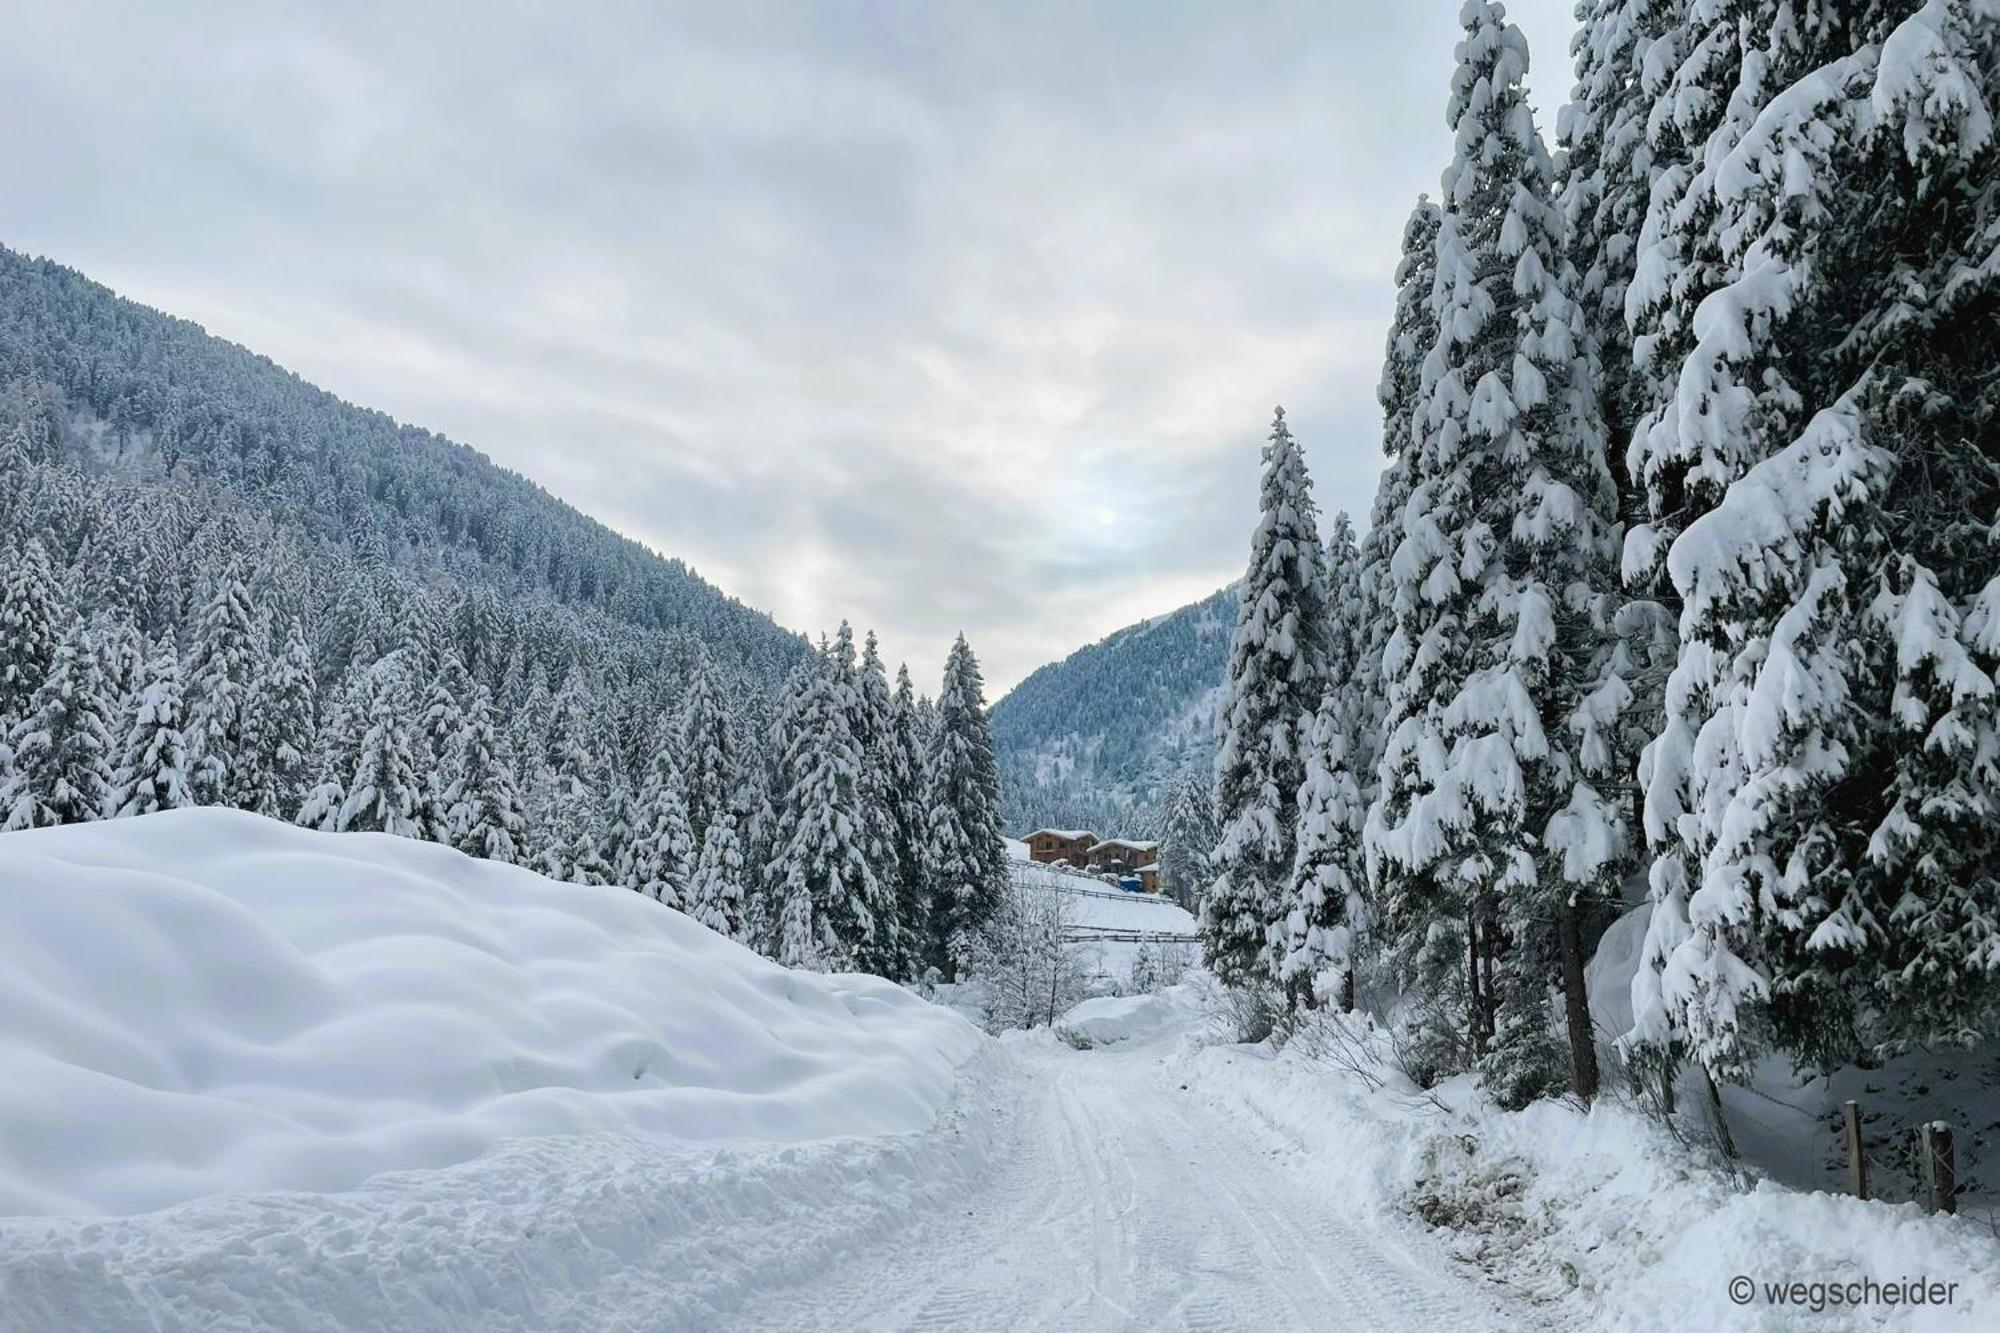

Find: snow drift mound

[1056,986,1204,1047]
[0,809,981,1216]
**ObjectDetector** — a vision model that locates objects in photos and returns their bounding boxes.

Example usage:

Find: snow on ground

[9,811,1988,1331]
[1005,846,1198,984]
[1052,882,1199,936]
[0,811,1516,1333]
[725,1013,1532,1332]
[1054,986,1205,1047]
[0,809,978,1217]
[1591,904,2000,1210]
[1164,981,2000,1332]
[0,809,998,1331]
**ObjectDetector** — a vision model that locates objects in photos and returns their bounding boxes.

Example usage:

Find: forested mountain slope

[990,584,1235,836]
[0,244,807,682]
[0,244,1012,984]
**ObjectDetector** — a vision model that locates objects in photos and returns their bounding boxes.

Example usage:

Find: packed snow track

[0,815,1523,1331]
[732,1035,1526,1332]
[1,1025,1536,1333]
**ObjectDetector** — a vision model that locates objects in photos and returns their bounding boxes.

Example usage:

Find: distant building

[1022,830,1163,892]
[1024,829,1098,866]
[1087,837,1160,876]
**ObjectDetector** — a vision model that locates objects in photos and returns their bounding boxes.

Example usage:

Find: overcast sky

[1,0,1575,696]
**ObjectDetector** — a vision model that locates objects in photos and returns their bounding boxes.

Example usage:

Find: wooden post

[1843,1099,1868,1201]
[1921,1121,1956,1216]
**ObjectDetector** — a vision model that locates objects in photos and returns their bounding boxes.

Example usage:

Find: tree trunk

[1706,1068,1739,1161]
[1557,901,1600,1101]
[1339,964,1355,1014]
[1466,911,1485,1056]
[1046,940,1060,1028]
[1476,901,1499,1053]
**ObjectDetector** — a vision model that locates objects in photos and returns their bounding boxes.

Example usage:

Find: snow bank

[1168,1013,2000,1331]
[0,809,981,1218]
[1055,987,1203,1047]
[1,1048,1014,1332]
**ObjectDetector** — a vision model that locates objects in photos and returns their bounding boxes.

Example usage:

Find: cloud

[0,0,1582,696]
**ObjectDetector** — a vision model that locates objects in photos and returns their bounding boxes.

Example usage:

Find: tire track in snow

[733,1035,1542,1332]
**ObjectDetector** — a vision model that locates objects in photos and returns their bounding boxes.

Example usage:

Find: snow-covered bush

[967,868,1093,1033]
[1127,938,1192,994]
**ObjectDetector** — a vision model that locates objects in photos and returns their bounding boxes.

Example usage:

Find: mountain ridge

[0,243,810,684]
[990,583,1237,836]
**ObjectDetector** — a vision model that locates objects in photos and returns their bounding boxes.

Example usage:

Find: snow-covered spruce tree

[415,651,474,844]
[512,661,556,807]
[598,775,641,890]
[1,620,115,829]
[924,634,1006,977]
[1362,196,1444,616]
[245,617,318,820]
[295,672,356,832]
[0,426,30,528]
[532,673,614,884]
[1158,767,1219,913]
[741,678,796,955]
[629,746,697,906]
[1556,0,1693,846]
[1558,0,1690,462]
[110,641,194,817]
[886,663,935,976]
[1204,407,1328,995]
[611,689,660,798]
[92,614,143,724]
[740,766,781,948]
[1618,0,1750,502]
[1355,198,1445,800]
[768,659,881,970]
[1366,0,1626,1105]
[183,567,266,809]
[1625,1,2000,1083]
[447,681,526,864]
[687,804,748,939]
[334,651,424,838]
[1276,513,1372,1010]
[833,624,904,976]
[0,535,65,726]
[676,652,744,851]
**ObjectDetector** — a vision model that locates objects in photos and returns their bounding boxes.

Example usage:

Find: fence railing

[1012,863,1180,906]
[1060,926,1201,945]
[1055,883,1181,906]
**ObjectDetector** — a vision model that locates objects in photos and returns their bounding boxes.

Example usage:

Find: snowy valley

[5,0,2000,1329]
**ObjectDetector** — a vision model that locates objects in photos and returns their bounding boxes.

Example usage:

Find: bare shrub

[1202,979,1282,1045]
[967,869,1093,1033]
[1284,1010,1390,1093]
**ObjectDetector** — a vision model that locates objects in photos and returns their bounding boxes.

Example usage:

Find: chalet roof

[1091,838,1159,853]
[1026,828,1096,842]
[1133,862,1159,874]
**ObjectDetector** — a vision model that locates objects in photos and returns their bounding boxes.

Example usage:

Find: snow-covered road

[733,1034,1528,1332]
